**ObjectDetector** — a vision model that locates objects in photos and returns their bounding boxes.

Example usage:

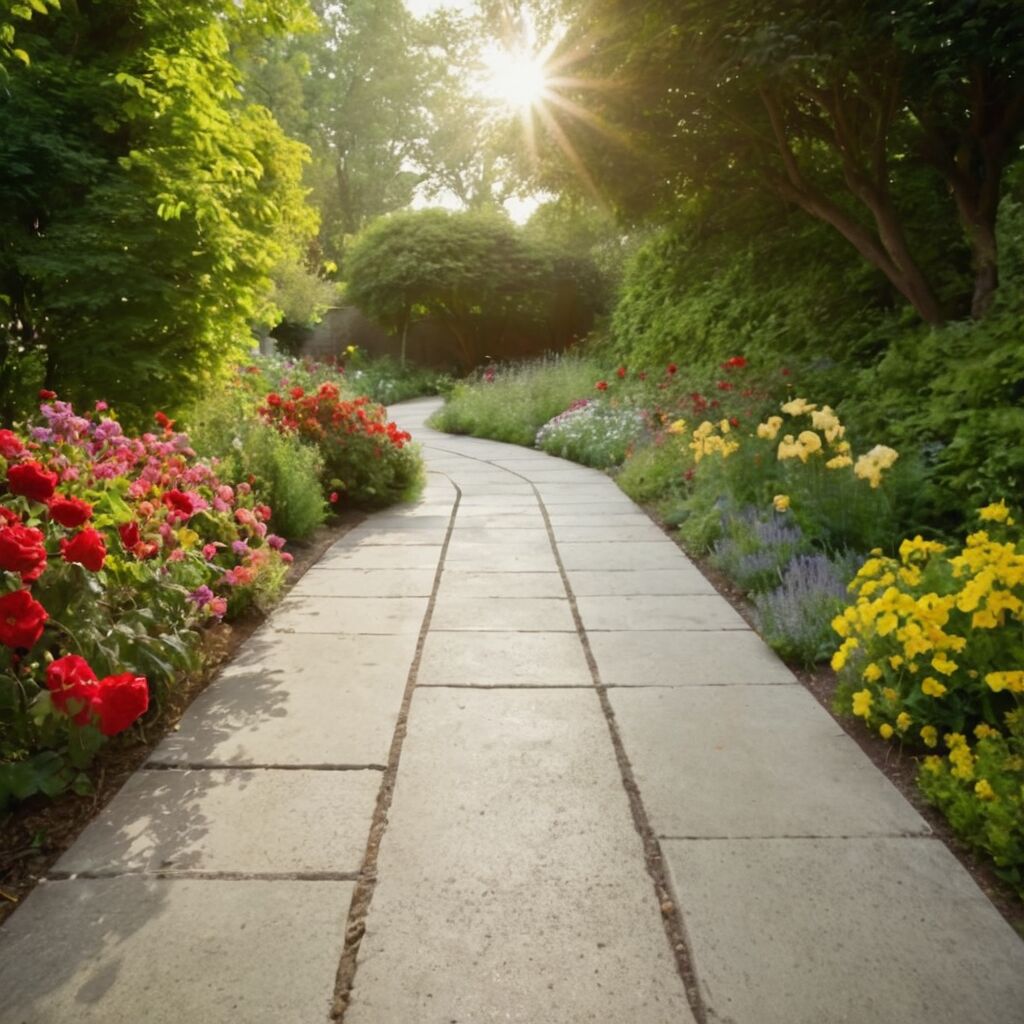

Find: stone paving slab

[436,570,564,598]
[350,514,451,531]
[610,686,929,837]
[546,511,654,525]
[451,512,546,528]
[316,543,443,570]
[269,595,429,634]
[0,878,351,1024]
[662,836,1024,1024]
[431,595,576,631]
[444,542,559,572]
[446,526,550,545]
[290,567,436,598]
[56,768,380,875]
[558,540,692,570]
[588,630,796,685]
[577,594,750,631]
[151,633,416,766]
[459,492,538,505]
[552,524,668,542]
[337,526,448,546]
[345,688,694,1024]
[418,630,591,686]
[568,569,717,596]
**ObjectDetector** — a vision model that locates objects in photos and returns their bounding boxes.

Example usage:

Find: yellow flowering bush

[831,502,1024,896]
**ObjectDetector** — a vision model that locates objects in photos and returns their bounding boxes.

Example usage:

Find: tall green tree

[0,0,315,419]
[539,0,1024,323]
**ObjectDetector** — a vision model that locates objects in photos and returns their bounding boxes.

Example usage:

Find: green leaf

[12,48,30,65]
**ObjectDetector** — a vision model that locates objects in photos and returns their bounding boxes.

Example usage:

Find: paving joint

[331,476,462,1021]
[44,869,361,882]
[143,762,387,772]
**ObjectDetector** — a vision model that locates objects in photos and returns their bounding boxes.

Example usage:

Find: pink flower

[202,543,218,560]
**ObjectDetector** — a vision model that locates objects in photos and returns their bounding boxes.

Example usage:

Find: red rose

[255,504,272,522]
[48,495,94,528]
[0,523,47,582]
[0,589,48,649]
[154,411,173,430]
[266,393,282,407]
[616,366,627,378]
[289,386,304,399]
[134,541,159,560]
[595,380,608,391]
[723,356,747,369]
[38,389,56,400]
[46,654,99,724]
[163,489,195,518]
[0,507,19,527]
[0,430,24,459]
[7,461,58,503]
[716,380,733,391]
[119,521,141,549]
[666,364,678,375]
[61,528,108,572]
[95,673,149,736]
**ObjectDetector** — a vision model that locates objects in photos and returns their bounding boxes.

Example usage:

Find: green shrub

[429,354,603,445]
[346,355,452,406]
[615,439,688,507]
[188,391,327,541]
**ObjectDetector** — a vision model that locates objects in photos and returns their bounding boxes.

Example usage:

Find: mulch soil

[0,511,362,928]
[678,541,1024,938]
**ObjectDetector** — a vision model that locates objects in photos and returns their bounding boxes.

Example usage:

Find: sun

[479,46,550,111]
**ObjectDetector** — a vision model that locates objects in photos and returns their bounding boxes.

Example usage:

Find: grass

[427,354,604,446]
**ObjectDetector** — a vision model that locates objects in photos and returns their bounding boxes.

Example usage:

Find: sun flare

[480,46,550,110]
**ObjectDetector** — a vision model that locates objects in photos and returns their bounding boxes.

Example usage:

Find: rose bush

[0,395,294,807]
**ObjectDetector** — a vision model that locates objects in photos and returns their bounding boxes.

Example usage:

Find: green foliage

[429,354,603,446]
[614,440,687,508]
[187,390,327,542]
[345,355,452,407]
[0,0,317,422]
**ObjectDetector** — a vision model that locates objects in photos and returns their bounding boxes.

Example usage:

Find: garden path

[1,396,1023,1024]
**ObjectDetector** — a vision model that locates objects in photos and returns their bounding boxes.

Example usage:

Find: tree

[538,0,1024,323]
[344,208,603,369]
[0,0,316,419]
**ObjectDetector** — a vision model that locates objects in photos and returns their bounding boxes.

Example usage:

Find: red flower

[154,411,174,431]
[0,430,24,459]
[119,521,140,550]
[781,367,791,377]
[7,461,58,503]
[46,655,99,724]
[730,416,740,428]
[0,523,47,582]
[716,380,734,391]
[95,673,149,736]
[0,589,48,649]
[266,393,282,407]
[329,491,339,504]
[666,364,678,375]
[723,356,747,369]
[61,528,108,572]
[163,489,195,519]
[38,389,56,400]
[48,495,93,528]
[616,366,627,378]
[134,541,159,560]
[595,380,608,391]
[255,504,272,522]
[289,386,305,399]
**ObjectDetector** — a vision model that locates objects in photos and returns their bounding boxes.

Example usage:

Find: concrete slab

[552,524,668,543]
[436,570,565,598]
[610,686,929,838]
[56,768,380,875]
[444,543,559,572]
[459,492,538,505]
[355,514,451,531]
[345,688,694,1024]
[547,512,653,526]
[269,595,429,634]
[568,569,717,596]
[663,837,1024,1024]
[577,594,750,631]
[445,526,550,545]
[431,595,575,631]
[316,544,442,569]
[418,631,591,686]
[338,527,448,546]
[589,630,795,686]
[451,513,546,529]
[0,877,351,1024]
[151,633,415,766]
[558,540,690,570]
[290,568,436,598]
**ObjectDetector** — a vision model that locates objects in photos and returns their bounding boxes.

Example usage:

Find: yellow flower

[851,688,873,719]
[666,419,687,435]
[780,397,817,416]
[831,614,850,638]
[831,637,859,672]
[920,725,938,748]
[921,676,948,698]
[896,711,912,732]
[882,686,898,701]
[719,418,731,434]
[974,778,996,801]
[862,663,883,683]
[854,445,899,489]
[773,494,790,513]
[889,655,904,670]
[756,416,783,440]
[797,430,823,457]
[930,654,957,677]
[879,723,894,740]
[973,723,999,740]
[826,454,853,470]
[898,535,946,564]
[922,755,943,775]
[978,499,1014,525]
[985,671,1024,694]
[949,742,975,781]
[776,434,803,461]
[876,611,899,637]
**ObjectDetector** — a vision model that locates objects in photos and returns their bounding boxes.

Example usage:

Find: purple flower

[189,585,215,607]
[231,539,250,556]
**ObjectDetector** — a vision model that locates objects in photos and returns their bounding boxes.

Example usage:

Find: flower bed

[0,396,295,807]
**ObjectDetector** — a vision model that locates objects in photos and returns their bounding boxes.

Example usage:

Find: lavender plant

[710,506,807,593]
[754,553,858,666]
